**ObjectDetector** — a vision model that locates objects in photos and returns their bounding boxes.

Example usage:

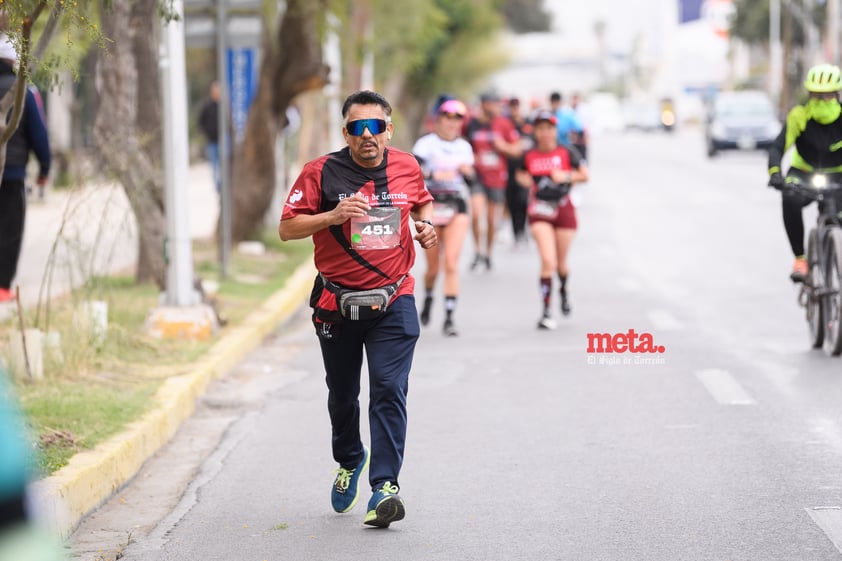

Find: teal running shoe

[331,445,369,513]
[363,482,405,528]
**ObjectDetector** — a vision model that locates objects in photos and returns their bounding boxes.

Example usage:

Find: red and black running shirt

[465,115,520,190]
[520,146,582,201]
[281,146,432,297]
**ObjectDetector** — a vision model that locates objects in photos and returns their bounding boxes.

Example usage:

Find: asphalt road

[71,127,842,561]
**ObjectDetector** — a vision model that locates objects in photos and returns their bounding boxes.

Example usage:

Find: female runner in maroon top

[515,109,589,330]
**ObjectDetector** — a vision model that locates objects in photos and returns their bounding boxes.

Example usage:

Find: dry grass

[0,233,312,475]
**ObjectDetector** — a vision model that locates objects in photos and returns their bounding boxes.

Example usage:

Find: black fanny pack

[536,183,570,202]
[322,274,405,320]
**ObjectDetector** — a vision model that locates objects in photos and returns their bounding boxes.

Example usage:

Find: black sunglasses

[441,112,465,119]
[345,118,389,136]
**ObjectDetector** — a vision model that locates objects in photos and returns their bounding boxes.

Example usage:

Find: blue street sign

[226,47,258,145]
[679,0,704,23]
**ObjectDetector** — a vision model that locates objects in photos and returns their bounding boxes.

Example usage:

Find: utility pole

[783,2,794,112]
[183,0,262,279]
[216,0,231,279]
[771,0,783,111]
[160,0,197,307]
[829,0,840,65]
[147,0,221,341]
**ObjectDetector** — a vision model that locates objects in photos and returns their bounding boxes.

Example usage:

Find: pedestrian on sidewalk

[198,80,220,194]
[0,36,51,303]
[278,90,436,528]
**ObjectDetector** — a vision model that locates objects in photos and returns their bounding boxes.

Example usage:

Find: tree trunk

[93,0,166,288]
[229,0,329,242]
[389,74,428,149]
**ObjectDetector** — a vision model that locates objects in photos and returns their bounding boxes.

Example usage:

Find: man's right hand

[768,172,785,190]
[330,193,370,225]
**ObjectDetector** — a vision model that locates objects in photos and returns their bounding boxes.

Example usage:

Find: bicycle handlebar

[782,180,842,200]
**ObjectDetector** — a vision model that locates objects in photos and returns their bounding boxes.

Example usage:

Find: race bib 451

[350,207,401,250]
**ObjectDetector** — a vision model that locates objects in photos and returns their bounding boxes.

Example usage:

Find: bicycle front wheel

[807,228,824,349]
[823,228,842,356]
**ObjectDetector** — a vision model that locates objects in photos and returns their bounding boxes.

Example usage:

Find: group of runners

[412,90,589,333]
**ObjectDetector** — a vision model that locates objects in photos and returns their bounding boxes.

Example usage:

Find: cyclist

[768,63,842,282]
[515,109,589,329]
[413,99,475,336]
[465,91,522,271]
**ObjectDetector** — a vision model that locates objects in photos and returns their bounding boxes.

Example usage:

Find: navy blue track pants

[316,294,419,491]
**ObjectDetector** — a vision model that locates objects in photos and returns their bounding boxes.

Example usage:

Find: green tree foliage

[729,0,770,43]
[377,0,508,100]
[327,0,509,140]
[2,1,102,84]
[0,2,101,175]
[500,0,553,33]
[730,0,823,45]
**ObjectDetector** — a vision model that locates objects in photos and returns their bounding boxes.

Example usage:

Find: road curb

[29,260,317,539]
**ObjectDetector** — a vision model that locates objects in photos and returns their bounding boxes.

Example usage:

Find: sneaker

[537,313,557,330]
[484,255,492,271]
[331,445,370,513]
[0,288,12,302]
[443,319,458,337]
[470,254,485,271]
[560,293,571,316]
[419,297,432,326]
[791,256,808,283]
[363,482,405,528]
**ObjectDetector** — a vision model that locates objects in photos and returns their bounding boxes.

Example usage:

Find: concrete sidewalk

[1,163,315,538]
[30,260,315,539]
[3,162,220,315]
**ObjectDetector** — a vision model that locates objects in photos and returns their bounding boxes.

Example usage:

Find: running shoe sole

[363,495,406,528]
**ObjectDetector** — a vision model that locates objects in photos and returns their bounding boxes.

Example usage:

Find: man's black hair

[342,90,392,119]
[550,92,562,103]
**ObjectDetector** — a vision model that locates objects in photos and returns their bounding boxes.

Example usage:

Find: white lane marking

[807,506,842,553]
[695,369,756,405]
[647,309,684,331]
[807,417,842,454]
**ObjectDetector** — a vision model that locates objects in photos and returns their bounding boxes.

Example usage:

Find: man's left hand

[414,221,437,249]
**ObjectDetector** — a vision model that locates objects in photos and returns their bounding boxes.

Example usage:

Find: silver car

[705,90,781,157]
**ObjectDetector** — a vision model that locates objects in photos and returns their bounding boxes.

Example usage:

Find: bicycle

[785,174,842,355]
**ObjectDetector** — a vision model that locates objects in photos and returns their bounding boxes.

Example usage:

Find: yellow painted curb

[29,260,317,539]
